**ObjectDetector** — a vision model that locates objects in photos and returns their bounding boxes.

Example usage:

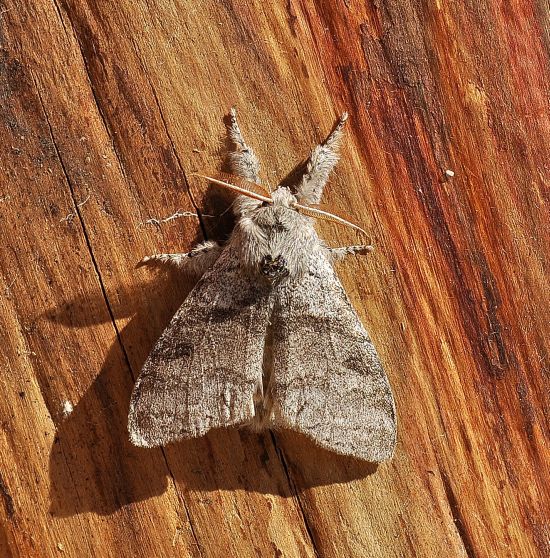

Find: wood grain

[0,1,547,557]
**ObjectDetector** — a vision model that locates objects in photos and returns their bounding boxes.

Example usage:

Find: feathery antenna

[191,173,273,204]
[191,173,368,237]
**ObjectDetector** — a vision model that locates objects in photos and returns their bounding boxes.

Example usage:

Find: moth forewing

[269,254,396,462]
[128,249,272,447]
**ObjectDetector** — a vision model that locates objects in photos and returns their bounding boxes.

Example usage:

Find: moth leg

[227,107,260,183]
[296,112,348,205]
[137,240,222,277]
[328,244,373,261]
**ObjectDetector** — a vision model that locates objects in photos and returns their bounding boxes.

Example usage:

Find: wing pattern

[128,249,271,447]
[269,254,396,461]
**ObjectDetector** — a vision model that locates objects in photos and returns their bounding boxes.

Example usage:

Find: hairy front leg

[296,112,348,205]
[137,240,223,278]
[226,107,264,216]
[328,244,374,261]
[227,107,261,182]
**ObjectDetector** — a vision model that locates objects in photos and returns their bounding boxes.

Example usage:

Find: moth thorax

[260,254,289,279]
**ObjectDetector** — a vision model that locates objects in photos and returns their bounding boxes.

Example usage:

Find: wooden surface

[0,1,548,556]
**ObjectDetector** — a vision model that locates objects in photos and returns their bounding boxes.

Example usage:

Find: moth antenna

[293,203,369,238]
[217,172,272,196]
[191,172,273,203]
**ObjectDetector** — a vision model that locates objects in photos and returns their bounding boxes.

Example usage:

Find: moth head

[269,186,297,208]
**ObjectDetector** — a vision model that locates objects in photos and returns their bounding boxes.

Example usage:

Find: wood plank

[1,0,314,556]
[0,0,547,556]
[0,24,197,556]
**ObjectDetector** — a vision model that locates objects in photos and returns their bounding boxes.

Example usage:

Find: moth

[128,109,396,462]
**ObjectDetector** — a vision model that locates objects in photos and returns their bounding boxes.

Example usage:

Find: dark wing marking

[128,249,271,447]
[269,254,396,462]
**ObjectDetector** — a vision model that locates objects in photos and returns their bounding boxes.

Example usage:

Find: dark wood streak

[0,475,15,521]
[356,17,517,383]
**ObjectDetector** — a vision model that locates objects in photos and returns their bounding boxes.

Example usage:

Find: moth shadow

[167,428,379,495]
[46,267,377,517]
[275,430,379,486]
[46,268,197,516]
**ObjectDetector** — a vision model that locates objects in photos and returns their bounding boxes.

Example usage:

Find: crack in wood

[62,11,130,185]
[44,14,205,554]
[270,432,320,557]
[0,474,15,520]
[440,470,477,558]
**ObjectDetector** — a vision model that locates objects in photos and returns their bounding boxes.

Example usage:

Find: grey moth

[128,109,396,462]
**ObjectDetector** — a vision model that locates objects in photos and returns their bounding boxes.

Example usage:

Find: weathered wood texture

[0,0,548,556]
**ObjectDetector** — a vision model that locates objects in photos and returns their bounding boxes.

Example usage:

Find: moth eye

[260,201,270,207]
